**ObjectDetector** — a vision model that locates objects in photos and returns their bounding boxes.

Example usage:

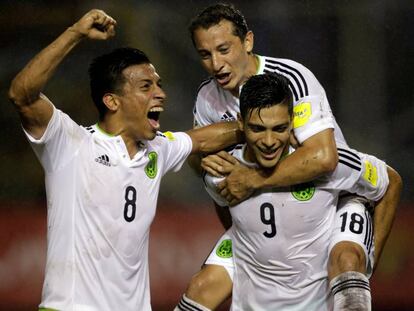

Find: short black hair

[239,73,293,120]
[88,47,150,119]
[189,3,249,45]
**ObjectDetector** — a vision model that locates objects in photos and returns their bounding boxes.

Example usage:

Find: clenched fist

[70,9,116,40]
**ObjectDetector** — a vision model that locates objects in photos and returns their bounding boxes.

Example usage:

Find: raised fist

[71,9,116,40]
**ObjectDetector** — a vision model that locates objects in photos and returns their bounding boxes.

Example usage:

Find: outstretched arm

[218,128,338,205]
[186,121,242,155]
[373,165,402,271]
[8,9,116,139]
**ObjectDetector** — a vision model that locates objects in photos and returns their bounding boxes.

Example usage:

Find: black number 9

[260,202,277,238]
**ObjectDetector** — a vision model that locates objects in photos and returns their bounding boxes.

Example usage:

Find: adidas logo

[95,154,111,167]
[220,111,236,122]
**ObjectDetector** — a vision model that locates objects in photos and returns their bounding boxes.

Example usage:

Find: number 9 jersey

[203,143,389,311]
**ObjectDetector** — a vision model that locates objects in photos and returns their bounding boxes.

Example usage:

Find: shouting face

[193,19,257,97]
[114,63,166,141]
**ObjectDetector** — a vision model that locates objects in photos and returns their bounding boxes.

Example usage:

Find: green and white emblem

[291,182,315,201]
[216,239,233,258]
[145,151,158,178]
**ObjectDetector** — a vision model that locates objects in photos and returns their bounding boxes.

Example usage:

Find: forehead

[246,105,290,124]
[193,20,239,47]
[122,63,160,83]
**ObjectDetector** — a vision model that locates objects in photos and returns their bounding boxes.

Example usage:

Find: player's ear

[102,93,119,112]
[244,31,254,54]
[237,113,244,132]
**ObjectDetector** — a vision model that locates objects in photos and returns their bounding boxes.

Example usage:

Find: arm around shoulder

[255,128,338,189]
[186,121,242,155]
[373,165,403,271]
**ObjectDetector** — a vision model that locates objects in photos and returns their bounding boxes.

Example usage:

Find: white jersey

[193,55,346,145]
[24,106,192,311]
[204,145,388,311]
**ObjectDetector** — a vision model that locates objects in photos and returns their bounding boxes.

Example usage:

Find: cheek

[130,95,148,114]
[201,60,213,72]
[233,51,248,69]
[246,135,261,148]
[281,133,291,144]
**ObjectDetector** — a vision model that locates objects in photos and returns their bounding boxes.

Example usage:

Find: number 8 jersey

[203,144,389,311]
[24,106,192,311]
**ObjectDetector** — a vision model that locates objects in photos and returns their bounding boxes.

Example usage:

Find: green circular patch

[291,182,315,201]
[216,239,233,258]
[145,152,158,178]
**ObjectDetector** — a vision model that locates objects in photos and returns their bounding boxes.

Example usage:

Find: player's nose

[211,54,224,72]
[262,131,276,148]
[154,85,166,101]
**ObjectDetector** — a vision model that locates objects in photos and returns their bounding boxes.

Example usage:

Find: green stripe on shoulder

[39,308,59,311]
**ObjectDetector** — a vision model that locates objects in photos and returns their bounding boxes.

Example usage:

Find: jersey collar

[256,55,265,75]
[89,124,149,163]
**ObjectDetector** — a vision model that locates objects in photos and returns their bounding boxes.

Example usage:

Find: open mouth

[215,72,231,85]
[147,107,163,130]
[259,148,279,160]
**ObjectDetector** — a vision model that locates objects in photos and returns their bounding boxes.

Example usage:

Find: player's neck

[97,120,140,159]
[231,54,259,98]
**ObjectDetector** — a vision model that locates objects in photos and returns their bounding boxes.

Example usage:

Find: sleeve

[202,172,228,207]
[292,82,336,144]
[279,59,337,144]
[292,92,336,143]
[22,105,85,172]
[323,146,389,202]
[193,81,216,128]
[158,131,193,174]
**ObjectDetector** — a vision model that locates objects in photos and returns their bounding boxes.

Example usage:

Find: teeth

[216,73,229,79]
[261,149,277,154]
[149,107,163,112]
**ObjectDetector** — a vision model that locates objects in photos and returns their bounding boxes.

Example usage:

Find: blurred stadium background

[0,0,413,310]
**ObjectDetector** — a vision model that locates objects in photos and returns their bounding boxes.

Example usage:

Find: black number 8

[260,202,277,238]
[124,186,137,222]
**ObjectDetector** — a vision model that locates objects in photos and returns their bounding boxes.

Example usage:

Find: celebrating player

[8,9,242,311]
[202,72,401,310]
[175,3,400,311]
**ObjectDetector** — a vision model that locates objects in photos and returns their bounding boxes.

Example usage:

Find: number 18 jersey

[204,144,388,311]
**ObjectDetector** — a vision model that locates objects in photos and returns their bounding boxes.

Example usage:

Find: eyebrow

[247,121,289,128]
[137,77,162,84]
[197,41,231,53]
[217,42,230,49]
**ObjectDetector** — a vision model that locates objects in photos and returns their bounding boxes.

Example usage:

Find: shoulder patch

[293,102,311,128]
[162,131,176,141]
[363,160,378,187]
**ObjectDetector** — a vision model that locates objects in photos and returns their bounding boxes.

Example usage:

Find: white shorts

[205,196,375,280]
[204,229,234,281]
[329,195,375,277]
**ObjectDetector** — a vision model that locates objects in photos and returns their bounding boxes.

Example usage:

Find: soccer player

[8,9,242,311]
[202,73,401,310]
[175,3,399,311]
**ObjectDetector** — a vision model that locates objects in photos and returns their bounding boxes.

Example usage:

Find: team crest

[145,152,158,179]
[216,239,233,258]
[291,182,315,201]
